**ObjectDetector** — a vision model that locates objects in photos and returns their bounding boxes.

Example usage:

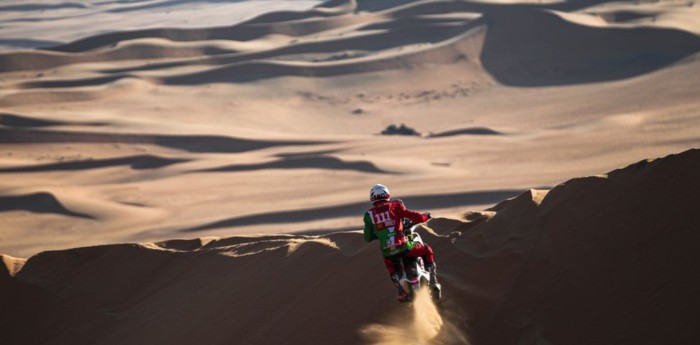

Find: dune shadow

[0,3,87,11]
[196,155,392,174]
[0,113,108,128]
[601,11,657,23]
[0,39,63,50]
[0,128,329,154]
[275,149,342,158]
[180,189,525,232]
[429,127,503,138]
[19,76,127,89]
[105,0,248,13]
[0,154,189,173]
[0,193,94,219]
[479,8,700,86]
[355,0,420,12]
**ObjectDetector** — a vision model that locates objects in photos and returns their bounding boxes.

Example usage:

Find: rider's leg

[385,256,409,301]
[406,243,439,287]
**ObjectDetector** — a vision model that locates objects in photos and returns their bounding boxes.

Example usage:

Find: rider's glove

[424,212,432,220]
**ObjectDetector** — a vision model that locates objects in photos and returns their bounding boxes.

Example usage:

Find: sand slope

[455,148,700,344]
[1,149,698,345]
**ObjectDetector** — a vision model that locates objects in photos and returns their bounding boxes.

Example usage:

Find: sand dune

[1,149,698,345]
[480,8,700,85]
[0,41,242,73]
[41,1,355,54]
[0,192,94,219]
[0,0,325,52]
[466,149,700,344]
[104,16,479,74]
[2,19,485,86]
[1,0,696,91]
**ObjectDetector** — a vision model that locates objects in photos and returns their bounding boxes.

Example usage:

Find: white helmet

[370,184,390,203]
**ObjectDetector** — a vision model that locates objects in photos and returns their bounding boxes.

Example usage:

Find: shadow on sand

[181,189,527,232]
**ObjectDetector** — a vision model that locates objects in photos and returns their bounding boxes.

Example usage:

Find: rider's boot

[391,273,410,302]
[426,263,442,299]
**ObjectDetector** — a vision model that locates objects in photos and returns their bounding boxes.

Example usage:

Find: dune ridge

[0,255,26,278]
[2,149,699,344]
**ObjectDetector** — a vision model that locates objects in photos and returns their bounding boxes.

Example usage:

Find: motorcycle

[396,218,442,303]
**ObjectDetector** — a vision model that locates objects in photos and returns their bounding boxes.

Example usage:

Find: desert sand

[1,0,699,344]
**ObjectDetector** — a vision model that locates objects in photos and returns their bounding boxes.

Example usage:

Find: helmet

[370,184,390,203]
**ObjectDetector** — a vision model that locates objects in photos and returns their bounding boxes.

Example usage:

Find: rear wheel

[430,284,442,302]
[407,284,418,303]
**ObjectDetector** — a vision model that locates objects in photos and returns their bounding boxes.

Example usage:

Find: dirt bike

[396,218,442,303]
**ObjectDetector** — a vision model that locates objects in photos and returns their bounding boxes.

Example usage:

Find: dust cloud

[360,289,469,345]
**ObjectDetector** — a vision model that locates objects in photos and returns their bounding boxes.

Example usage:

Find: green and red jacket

[363,199,429,257]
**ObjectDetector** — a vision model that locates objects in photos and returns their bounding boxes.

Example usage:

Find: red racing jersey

[363,199,429,257]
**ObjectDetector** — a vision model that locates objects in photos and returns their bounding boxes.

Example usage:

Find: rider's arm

[363,212,377,242]
[394,200,430,224]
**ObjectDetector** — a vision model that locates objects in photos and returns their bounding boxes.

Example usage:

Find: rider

[363,183,440,302]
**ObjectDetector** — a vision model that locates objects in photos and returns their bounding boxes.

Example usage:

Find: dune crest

[1,255,26,278]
